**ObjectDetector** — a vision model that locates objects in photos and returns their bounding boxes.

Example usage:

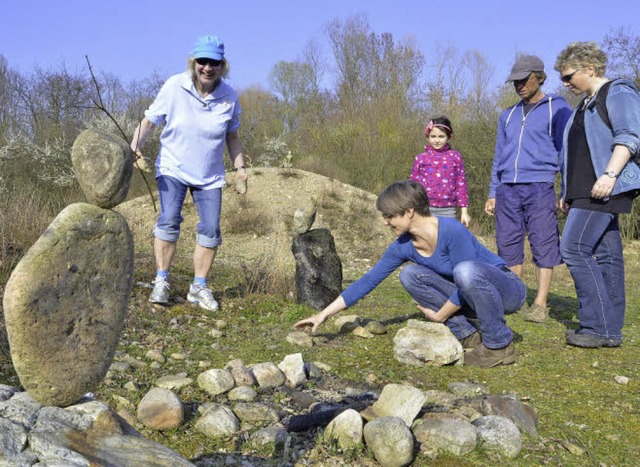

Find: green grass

[2,228,639,465]
[121,257,639,465]
[3,255,640,465]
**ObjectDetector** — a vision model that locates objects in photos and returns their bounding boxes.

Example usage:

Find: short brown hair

[554,42,608,77]
[376,180,431,218]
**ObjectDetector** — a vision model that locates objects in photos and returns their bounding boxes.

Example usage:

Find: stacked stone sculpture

[2,129,135,407]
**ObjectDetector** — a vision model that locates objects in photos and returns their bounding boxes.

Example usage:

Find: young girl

[410,117,471,226]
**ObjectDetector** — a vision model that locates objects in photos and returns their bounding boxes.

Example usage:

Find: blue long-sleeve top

[341,217,506,308]
[561,78,640,198]
[489,94,572,198]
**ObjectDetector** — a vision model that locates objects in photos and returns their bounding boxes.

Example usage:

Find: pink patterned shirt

[410,144,469,207]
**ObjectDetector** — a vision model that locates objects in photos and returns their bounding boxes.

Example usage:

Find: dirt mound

[116,168,393,277]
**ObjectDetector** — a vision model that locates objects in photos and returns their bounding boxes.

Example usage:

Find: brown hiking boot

[459,332,482,349]
[523,304,549,323]
[464,342,516,368]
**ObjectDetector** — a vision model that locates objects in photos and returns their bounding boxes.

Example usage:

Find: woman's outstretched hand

[293,314,327,334]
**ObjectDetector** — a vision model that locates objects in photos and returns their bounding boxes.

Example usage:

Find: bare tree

[326,14,424,116]
[0,55,21,143]
[603,27,640,86]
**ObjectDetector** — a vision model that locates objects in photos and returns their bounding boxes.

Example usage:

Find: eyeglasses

[196,58,223,67]
[560,69,579,83]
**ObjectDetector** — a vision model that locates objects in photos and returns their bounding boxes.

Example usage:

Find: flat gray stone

[360,383,426,427]
[413,417,477,456]
[3,203,134,406]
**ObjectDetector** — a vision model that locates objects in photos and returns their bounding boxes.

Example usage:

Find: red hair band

[424,120,452,136]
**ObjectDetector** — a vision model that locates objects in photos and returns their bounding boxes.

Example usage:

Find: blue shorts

[495,183,562,268]
[154,175,222,248]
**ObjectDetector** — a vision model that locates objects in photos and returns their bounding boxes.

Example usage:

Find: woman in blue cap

[130,34,247,312]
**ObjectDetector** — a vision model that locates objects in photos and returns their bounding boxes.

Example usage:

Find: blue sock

[156,270,169,280]
[193,277,206,287]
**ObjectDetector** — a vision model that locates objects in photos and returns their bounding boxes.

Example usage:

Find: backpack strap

[593,80,615,130]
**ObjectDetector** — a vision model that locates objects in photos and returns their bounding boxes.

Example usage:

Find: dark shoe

[566,329,622,348]
[459,332,482,349]
[523,304,549,323]
[464,342,516,368]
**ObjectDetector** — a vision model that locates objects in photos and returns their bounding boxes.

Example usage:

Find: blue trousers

[560,208,625,339]
[399,262,526,349]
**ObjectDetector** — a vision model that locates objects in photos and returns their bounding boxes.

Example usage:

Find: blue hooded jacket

[489,94,572,198]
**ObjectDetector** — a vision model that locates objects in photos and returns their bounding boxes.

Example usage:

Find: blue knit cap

[192,35,225,60]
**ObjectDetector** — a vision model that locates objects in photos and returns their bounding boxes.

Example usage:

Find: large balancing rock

[3,203,134,406]
[71,129,133,209]
[292,228,342,310]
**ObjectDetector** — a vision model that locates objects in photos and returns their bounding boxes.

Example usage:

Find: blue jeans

[154,176,222,248]
[399,262,526,349]
[560,208,625,339]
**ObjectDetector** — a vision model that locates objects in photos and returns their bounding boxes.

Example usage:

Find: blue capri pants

[154,175,222,248]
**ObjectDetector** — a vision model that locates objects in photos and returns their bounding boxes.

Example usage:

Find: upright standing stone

[3,203,134,406]
[71,129,133,209]
[292,228,342,310]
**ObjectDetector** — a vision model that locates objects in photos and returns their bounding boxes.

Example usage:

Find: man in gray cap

[484,55,572,323]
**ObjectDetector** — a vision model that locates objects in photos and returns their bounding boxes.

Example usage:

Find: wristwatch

[603,170,618,178]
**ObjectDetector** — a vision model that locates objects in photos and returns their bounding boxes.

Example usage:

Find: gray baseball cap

[506,55,544,82]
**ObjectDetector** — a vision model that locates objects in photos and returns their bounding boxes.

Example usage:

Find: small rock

[448,382,490,398]
[146,349,165,363]
[364,416,414,467]
[225,359,256,387]
[352,326,375,339]
[250,362,286,388]
[286,331,314,348]
[228,386,258,402]
[156,374,194,391]
[123,381,137,392]
[360,383,426,427]
[278,353,307,388]
[334,315,361,333]
[324,408,363,451]
[364,319,387,335]
[614,375,629,385]
[137,387,184,431]
[110,362,131,373]
[194,404,240,439]
[562,440,586,456]
[209,329,223,338]
[197,369,235,396]
[473,415,522,459]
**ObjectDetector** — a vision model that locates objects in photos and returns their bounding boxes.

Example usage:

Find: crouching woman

[294,180,526,367]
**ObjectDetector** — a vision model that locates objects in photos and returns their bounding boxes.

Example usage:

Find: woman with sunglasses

[130,34,248,312]
[554,41,640,347]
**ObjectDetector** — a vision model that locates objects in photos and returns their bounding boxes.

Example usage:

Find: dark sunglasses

[196,58,223,67]
[560,69,579,83]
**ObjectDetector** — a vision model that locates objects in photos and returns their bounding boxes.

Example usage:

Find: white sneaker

[149,277,170,304]
[187,284,219,311]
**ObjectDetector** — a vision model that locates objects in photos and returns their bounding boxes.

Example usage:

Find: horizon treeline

[1,16,639,282]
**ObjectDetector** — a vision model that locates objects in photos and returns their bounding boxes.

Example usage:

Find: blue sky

[1,0,639,93]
